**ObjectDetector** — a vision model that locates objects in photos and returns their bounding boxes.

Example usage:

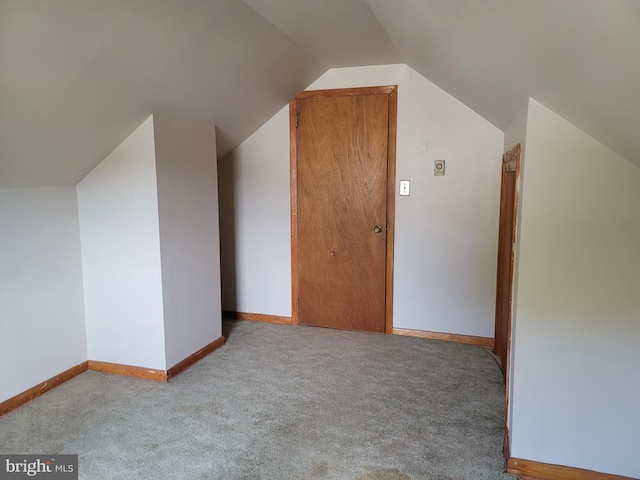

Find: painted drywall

[218,106,292,316]
[219,64,504,337]
[77,116,167,370]
[503,101,528,158]
[502,99,529,442]
[0,187,87,403]
[509,99,640,478]
[154,115,222,369]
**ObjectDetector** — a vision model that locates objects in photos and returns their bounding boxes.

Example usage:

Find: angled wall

[77,115,222,372]
[154,115,222,369]
[510,99,640,478]
[0,187,87,403]
[219,63,504,338]
[218,106,292,316]
[77,117,167,370]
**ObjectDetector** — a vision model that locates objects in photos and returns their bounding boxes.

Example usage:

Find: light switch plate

[434,160,445,176]
[399,180,410,196]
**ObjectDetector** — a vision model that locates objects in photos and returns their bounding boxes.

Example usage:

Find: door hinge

[295,113,299,128]
[296,298,300,310]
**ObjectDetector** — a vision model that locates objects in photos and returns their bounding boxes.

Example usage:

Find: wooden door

[290,86,397,333]
[494,143,521,382]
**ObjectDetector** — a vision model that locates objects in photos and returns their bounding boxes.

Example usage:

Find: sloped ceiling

[366,0,640,163]
[0,0,638,187]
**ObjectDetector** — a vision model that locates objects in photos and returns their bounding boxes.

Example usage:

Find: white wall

[219,64,504,337]
[503,101,528,160]
[218,106,292,316]
[502,100,529,440]
[510,99,640,478]
[154,115,222,369]
[77,117,167,370]
[0,187,87,402]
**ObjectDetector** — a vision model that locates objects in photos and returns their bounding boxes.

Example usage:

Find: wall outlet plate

[434,160,445,176]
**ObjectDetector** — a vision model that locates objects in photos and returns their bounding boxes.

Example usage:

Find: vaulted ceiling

[1,0,638,187]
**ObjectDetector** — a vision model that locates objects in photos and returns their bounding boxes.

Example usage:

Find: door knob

[374,225,383,233]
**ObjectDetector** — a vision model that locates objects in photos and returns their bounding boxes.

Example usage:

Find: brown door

[290,86,397,333]
[494,143,521,382]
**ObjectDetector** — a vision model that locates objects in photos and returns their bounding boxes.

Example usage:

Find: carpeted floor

[0,320,516,479]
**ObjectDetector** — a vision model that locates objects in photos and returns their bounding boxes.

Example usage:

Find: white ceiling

[1,0,638,187]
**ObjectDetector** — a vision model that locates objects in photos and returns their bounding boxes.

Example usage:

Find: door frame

[494,143,521,369]
[493,143,521,463]
[289,85,398,333]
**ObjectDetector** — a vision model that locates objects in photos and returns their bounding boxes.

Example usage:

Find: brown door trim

[289,85,398,332]
[494,143,522,467]
[495,143,521,374]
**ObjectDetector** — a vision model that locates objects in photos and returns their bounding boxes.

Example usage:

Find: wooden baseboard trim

[507,457,635,480]
[0,362,88,417]
[87,360,168,382]
[89,336,226,383]
[225,311,292,325]
[1,338,227,417]
[504,428,511,471]
[166,336,225,380]
[392,327,494,347]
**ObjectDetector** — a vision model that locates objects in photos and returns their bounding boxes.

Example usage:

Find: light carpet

[0,320,516,480]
